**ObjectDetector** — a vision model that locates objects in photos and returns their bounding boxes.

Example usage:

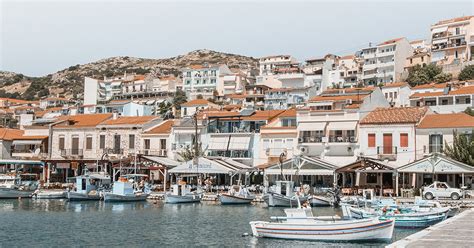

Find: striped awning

[168,157,251,174]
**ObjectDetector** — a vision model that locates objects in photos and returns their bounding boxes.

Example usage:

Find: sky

[1,0,473,76]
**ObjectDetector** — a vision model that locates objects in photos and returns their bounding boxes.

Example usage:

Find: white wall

[84,77,99,106]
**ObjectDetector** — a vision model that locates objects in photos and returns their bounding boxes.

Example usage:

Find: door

[114,134,121,153]
[383,134,393,154]
[71,137,79,155]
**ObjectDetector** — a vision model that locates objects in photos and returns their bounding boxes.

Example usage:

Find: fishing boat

[165,184,202,204]
[67,172,111,201]
[309,195,332,207]
[263,181,307,207]
[34,190,67,199]
[0,174,39,199]
[250,201,394,241]
[103,174,149,202]
[218,185,255,205]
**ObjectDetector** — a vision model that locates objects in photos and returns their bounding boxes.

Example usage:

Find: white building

[380,82,412,107]
[182,64,233,100]
[264,87,315,110]
[361,37,414,85]
[409,84,474,113]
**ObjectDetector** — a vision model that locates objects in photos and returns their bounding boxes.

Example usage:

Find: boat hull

[250,218,394,241]
[35,190,66,199]
[104,193,148,202]
[165,194,201,204]
[67,192,102,201]
[309,196,331,207]
[263,193,307,207]
[0,188,34,198]
[218,194,254,205]
[382,214,447,228]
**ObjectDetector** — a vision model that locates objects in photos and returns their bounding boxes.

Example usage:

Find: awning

[397,154,474,174]
[0,159,44,166]
[228,136,251,150]
[12,140,43,145]
[265,168,333,176]
[168,157,251,174]
[298,122,326,131]
[56,162,70,169]
[432,38,448,45]
[146,100,156,105]
[208,136,230,150]
[432,26,448,34]
[142,156,180,168]
[327,121,357,130]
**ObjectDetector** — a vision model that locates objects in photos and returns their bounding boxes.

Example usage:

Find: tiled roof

[100,116,157,126]
[181,99,211,107]
[377,37,404,46]
[412,83,447,90]
[144,120,175,134]
[433,16,473,26]
[340,55,355,60]
[43,97,67,101]
[276,108,297,118]
[418,113,474,129]
[241,110,285,121]
[0,98,31,104]
[310,94,370,102]
[410,85,474,98]
[0,128,24,141]
[382,82,409,88]
[360,107,428,125]
[55,114,112,128]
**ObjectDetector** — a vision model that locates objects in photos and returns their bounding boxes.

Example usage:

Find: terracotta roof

[322,86,375,94]
[340,55,355,60]
[189,64,204,69]
[43,97,67,101]
[0,128,24,141]
[360,107,428,125]
[55,114,112,128]
[418,113,474,129]
[450,85,474,95]
[134,75,146,81]
[412,83,447,90]
[181,99,211,107]
[241,110,285,121]
[377,37,404,46]
[276,108,297,118]
[410,85,474,98]
[226,94,246,99]
[310,94,369,102]
[100,116,157,126]
[0,98,31,104]
[433,16,473,26]
[144,120,175,134]
[159,75,176,81]
[382,82,409,88]
[15,135,48,140]
[410,39,425,44]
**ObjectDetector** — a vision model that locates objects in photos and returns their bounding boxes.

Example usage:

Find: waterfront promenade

[387,208,474,248]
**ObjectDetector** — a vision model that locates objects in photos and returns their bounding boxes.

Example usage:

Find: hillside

[0,49,258,100]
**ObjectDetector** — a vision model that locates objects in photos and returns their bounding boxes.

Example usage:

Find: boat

[263,181,308,207]
[67,172,111,201]
[34,190,66,199]
[218,185,255,205]
[165,184,202,204]
[0,174,39,199]
[250,201,394,241]
[309,195,332,207]
[103,174,150,202]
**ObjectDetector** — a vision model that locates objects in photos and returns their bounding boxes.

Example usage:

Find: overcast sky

[1,0,473,76]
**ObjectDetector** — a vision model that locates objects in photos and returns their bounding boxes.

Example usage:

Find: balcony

[208,150,252,159]
[265,148,288,157]
[377,146,397,161]
[104,148,124,155]
[60,149,83,158]
[142,149,167,157]
[12,148,47,159]
[299,136,324,143]
[328,136,357,143]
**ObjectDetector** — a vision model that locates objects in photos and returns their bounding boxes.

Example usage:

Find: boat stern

[249,221,266,237]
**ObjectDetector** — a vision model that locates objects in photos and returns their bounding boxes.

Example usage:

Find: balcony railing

[377,146,397,161]
[266,148,288,157]
[328,136,357,143]
[60,149,83,157]
[142,149,167,157]
[104,148,124,155]
[208,150,252,159]
[299,136,324,143]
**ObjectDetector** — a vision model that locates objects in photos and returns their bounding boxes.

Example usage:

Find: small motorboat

[67,172,111,201]
[34,190,66,199]
[0,174,39,199]
[250,202,394,241]
[309,195,332,207]
[263,181,307,207]
[165,184,201,204]
[219,185,255,205]
[104,175,149,202]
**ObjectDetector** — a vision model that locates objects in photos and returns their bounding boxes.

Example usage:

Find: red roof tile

[418,113,474,129]
[360,107,428,125]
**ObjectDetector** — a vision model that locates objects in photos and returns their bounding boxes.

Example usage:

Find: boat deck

[387,208,474,248]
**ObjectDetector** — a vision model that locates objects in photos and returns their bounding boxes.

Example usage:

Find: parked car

[422,181,462,200]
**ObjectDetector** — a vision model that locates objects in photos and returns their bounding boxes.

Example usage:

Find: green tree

[458,65,474,81]
[406,64,443,86]
[158,101,174,119]
[444,130,474,167]
[465,107,474,116]
[176,142,207,162]
[196,94,204,99]
[434,73,452,84]
[172,89,187,109]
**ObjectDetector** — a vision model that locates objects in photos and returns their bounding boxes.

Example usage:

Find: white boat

[67,172,111,201]
[219,185,255,205]
[0,174,39,199]
[165,184,201,204]
[35,190,66,199]
[264,181,307,207]
[309,195,332,207]
[250,204,394,241]
[104,175,150,202]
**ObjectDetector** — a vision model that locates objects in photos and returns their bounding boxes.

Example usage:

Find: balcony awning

[228,136,251,150]
[142,156,180,168]
[298,122,326,131]
[0,159,44,166]
[432,38,448,45]
[208,136,230,150]
[12,140,43,146]
[327,121,358,130]
[168,157,251,174]
[432,26,448,34]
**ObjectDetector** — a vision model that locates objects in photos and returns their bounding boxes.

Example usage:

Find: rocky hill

[0,49,258,100]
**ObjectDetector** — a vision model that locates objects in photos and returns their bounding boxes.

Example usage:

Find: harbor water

[0,199,418,247]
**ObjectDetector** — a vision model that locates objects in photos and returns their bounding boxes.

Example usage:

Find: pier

[387,208,474,248]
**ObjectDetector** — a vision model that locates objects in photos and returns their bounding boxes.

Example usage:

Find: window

[86,136,93,150]
[186,80,191,85]
[282,118,296,127]
[466,98,471,104]
[389,92,393,98]
[393,92,397,99]
[429,134,443,153]
[400,133,408,147]
[113,134,121,150]
[210,79,216,84]
[186,72,191,77]
[59,136,65,150]
[385,93,388,98]
[366,173,378,184]
[441,99,448,105]
[160,139,167,150]
[99,135,105,149]
[368,133,376,148]
[144,139,151,150]
[129,134,135,149]
[202,79,207,84]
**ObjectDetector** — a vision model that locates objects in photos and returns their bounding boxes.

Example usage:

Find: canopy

[0,159,44,166]
[432,38,448,45]
[228,136,251,150]
[298,122,326,131]
[431,26,448,34]
[397,153,474,174]
[208,136,229,150]
[12,140,43,145]
[142,156,180,168]
[327,121,358,130]
[336,157,395,173]
[266,168,333,176]
[168,157,251,174]
[264,156,337,176]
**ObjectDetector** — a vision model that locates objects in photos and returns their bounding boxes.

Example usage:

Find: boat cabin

[273,181,295,197]
[170,184,193,196]
[74,173,111,194]
[112,179,134,196]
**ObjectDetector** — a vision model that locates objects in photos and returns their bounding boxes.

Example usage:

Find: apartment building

[264,87,315,110]
[380,82,412,107]
[141,120,175,158]
[216,69,251,96]
[430,16,474,72]
[149,75,182,92]
[182,64,233,100]
[361,37,414,85]
[409,84,474,113]
[180,99,219,117]
[258,55,299,77]
[39,97,69,109]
